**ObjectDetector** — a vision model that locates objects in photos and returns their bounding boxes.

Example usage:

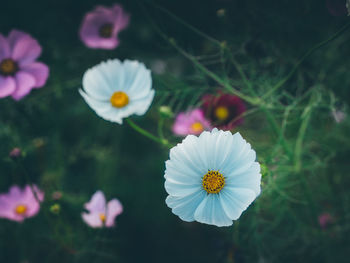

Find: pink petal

[111,5,130,32]
[82,212,103,228]
[8,185,23,199]
[11,71,36,100]
[20,185,43,218]
[84,191,106,213]
[0,76,16,98]
[8,30,42,65]
[0,34,10,60]
[105,199,123,227]
[21,62,49,88]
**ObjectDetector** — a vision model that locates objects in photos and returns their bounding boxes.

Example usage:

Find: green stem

[126,119,171,148]
[294,109,312,173]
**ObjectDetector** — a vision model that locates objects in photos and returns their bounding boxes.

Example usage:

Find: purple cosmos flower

[0,185,44,222]
[172,108,212,136]
[326,0,348,16]
[201,93,246,130]
[82,190,123,228]
[79,4,130,49]
[318,212,333,229]
[0,30,49,100]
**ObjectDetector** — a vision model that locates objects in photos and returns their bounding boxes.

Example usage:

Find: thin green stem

[264,21,350,99]
[126,119,171,148]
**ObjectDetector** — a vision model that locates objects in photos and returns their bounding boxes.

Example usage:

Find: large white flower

[164,128,261,227]
[79,59,155,124]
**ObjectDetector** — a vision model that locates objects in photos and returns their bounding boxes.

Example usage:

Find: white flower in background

[79,59,154,124]
[164,128,261,227]
[347,0,350,15]
[332,110,346,123]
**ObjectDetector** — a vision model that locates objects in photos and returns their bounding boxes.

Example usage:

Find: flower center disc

[99,23,113,38]
[190,122,204,133]
[202,170,225,194]
[0,59,18,76]
[99,213,106,222]
[110,91,129,108]
[15,204,27,215]
[215,106,229,121]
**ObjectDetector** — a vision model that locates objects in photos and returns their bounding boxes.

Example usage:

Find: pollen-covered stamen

[15,204,27,215]
[110,91,129,108]
[99,213,106,223]
[202,170,225,194]
[99,23,113,38]
[215,106,229,121]
[0,59,18,76]
[190,122,204,133]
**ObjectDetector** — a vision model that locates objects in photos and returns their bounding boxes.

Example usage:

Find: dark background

[0,0,349,262]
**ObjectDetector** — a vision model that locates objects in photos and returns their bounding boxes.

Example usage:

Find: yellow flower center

[190,122,204,133]
[110,91,129,108]
[0,59,18,76]
[99,213,106,222]
[99,23,113,38]
[202,170,225,194]
[215,106,229,121]
[15,204,27,215]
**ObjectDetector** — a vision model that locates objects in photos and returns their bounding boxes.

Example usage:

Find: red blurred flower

[201,93,246,130]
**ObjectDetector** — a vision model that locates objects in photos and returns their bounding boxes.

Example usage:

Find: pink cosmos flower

[201,93,246,130]
[82,190,123,228]
[0,185,44,222]
[79,4,130,49]
[172,108,212,136]
[318,212,333,229]
[0,30,49,100]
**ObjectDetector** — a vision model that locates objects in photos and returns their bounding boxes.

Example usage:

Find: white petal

[225,162,261,196]
[164,180,200,197]
[194,194,233,227]
[166,190,206,222]
[219,187,256,220]
[82,65,114,99]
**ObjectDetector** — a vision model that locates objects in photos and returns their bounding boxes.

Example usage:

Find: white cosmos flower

[164,128,261,227]
[79,59,155,124]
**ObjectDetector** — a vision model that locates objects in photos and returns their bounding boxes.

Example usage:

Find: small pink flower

[82,190,123,228]
[318,213,333,229]
[9,147,22,159]
[0,185,44,222]
[79,4,130,49]
[172,108,212,136]
[201,93,246,130]
[0,30,49,100]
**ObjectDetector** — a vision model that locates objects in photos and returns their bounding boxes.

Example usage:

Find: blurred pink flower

[9,147,22,159]
[0,30,49,100]
[172,108,212,136]
[79,4,130,49]
[82,190,123,228]
[318,212,333,229]
[326,0,348,16]
[201,93,246,130]
[0,185,44,222]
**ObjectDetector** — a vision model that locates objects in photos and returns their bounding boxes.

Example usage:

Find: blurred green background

[0,0,349,262]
